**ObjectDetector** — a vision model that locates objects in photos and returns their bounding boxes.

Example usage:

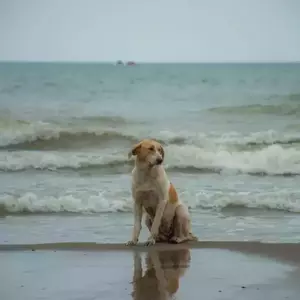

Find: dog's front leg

[145,199,167,246]
[126,201,143,246]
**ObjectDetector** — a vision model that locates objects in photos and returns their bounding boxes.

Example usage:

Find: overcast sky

[0,0,300,62]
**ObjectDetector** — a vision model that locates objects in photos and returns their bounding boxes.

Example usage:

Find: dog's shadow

[131,248,191,300]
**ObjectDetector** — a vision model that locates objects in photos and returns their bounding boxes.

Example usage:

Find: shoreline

[1,241,300,264]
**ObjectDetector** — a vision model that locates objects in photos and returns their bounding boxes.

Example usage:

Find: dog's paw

[126,240,137,246]
[190,233,199,241]
[144,236,156,246]
[170,237,181,244]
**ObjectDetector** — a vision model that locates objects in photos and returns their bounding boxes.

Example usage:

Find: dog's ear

[159,144,165,161]
[128,142,142,159]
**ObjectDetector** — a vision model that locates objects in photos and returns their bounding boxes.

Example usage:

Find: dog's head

[128,139,165,168]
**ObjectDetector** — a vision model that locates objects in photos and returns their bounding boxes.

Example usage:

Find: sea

[1,62,300,245]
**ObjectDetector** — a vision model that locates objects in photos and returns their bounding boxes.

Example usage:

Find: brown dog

[126,139,197,246]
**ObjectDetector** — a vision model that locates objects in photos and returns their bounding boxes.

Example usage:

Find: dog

[131,249,191,300]
[126,139,197,246]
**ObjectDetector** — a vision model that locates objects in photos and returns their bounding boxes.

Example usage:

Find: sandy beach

[1,241,300,300]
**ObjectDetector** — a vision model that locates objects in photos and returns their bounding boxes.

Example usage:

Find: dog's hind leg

[169,205,198,244]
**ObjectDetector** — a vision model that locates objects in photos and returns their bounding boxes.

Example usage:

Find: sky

[0,0,300,62]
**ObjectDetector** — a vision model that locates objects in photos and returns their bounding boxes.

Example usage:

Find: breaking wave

[0,144,300,176]
[1,114,300,151]
[0,116,187,150]
[192,189,300,213]
[0,192,132,215]
[1,115,300,177]
[0,130,139,150]
[0,115,139,150]
[1,188,300,215]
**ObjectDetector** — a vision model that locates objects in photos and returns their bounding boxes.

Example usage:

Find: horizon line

[0,60,299,64]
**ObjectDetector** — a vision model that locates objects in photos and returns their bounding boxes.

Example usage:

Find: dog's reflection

[131,249,191,300]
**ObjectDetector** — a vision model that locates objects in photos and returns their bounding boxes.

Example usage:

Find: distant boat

[126,61,136,66]
[115,60,124,66]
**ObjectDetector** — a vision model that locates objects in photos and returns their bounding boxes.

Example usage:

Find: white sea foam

[0,143,300,176]
[191,189,300,213]
[0,192,132,214]
[0,151,127,171]
[1,117,300,149]
[1,188,300,214]
[165,144,300,175]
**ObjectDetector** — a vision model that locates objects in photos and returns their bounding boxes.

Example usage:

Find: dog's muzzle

[156,158,163,165]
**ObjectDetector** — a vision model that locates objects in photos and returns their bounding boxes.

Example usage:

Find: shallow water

[1,62,300,244]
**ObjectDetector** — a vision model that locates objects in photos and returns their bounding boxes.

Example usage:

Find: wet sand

[1,241,300,300]
[1,241,300,264]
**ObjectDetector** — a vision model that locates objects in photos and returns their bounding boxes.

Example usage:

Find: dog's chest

[134,174,163,209]
[134,171,159,190]
[136,190,160,216]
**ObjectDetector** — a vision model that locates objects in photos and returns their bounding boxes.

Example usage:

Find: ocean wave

[245,137,300,147]
[0,192,132,215]
[1,144,300,176]
[192,190,300,213]
[213,131,300,151]
[165,144,300,176]
[67,115,134,126]
[0,114,132,129]
[0,114,139,149]
[0,152,131,172]
[1,188,300,215]
[0,129,187,151]
[167,166,299,176]
[1,116,300,151]
[0,116,188,150]
[208,103,300,116]
[187,130,300,149]
[0,130,139,150]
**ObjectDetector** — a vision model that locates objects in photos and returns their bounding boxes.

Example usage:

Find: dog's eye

[149,146,155,151]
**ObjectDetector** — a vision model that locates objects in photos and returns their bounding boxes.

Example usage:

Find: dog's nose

[156,158,163,165]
